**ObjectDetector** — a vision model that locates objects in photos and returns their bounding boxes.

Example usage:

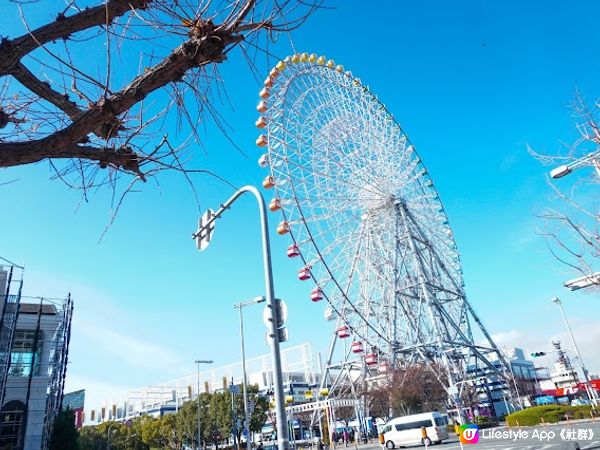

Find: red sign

[542,379,600,398]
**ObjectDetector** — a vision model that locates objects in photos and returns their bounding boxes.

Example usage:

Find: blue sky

[2,1,600,408]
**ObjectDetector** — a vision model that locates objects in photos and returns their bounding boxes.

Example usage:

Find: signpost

[195,209,215,251]
[192,186,290,450]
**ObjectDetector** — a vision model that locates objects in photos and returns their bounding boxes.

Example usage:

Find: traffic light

[530,351,546,358]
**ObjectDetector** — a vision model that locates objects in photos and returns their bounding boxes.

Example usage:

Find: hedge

[506,405,599,426]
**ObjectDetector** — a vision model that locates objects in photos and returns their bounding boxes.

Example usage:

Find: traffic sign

[229,384,240,395]
[265,327,289,345]
[262,298,287,328]
[196,209,215,251]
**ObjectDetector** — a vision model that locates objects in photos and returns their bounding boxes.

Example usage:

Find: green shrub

[477,420,499,429]
[506,405,597,426]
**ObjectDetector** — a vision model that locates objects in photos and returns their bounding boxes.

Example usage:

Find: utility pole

[195,359,213,449]
[552,297,598,406]
[235,296,266,450]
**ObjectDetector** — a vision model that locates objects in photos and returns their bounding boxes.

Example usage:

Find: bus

[379,412,449,447]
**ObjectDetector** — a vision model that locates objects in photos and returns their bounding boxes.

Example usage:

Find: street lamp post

[192,185,290,450]
[552,297,598,406]
[235,296,267,450]
[107,423,115,450]
[195,359,214,450]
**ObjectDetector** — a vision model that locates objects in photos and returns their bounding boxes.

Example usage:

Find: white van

[379,412,449,447]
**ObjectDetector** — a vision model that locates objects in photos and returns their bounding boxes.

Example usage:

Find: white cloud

[490,329,548,354]
[76,316,183,371]
[490,322,600,378]
[20,269,187,407]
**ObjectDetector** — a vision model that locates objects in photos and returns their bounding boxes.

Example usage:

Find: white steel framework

[255,53,515,414]
[85,343,319,424]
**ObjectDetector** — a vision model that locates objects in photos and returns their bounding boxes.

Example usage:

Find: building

[467,347,541,417]
[536,341,600,404]
[0,260,73,450]
[505,348,543,404]
[63,389,85,429]
[548,341,579,388]
[85,342,322,424]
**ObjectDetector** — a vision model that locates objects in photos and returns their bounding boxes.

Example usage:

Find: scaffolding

[41,294,74,450]
[0,257,24,409]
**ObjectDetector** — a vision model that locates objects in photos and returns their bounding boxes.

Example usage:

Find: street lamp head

[254,296,267,304]
[195,359,214,364]
[552,297,561,305]
[550,165,572,179]
[563,271,600,291]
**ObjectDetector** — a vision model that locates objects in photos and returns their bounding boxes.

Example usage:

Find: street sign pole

[192,186,290,450]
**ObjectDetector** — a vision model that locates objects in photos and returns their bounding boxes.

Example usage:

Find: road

[349,421,600,450]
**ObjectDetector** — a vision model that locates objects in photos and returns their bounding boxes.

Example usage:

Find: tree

[122,416,150,450]
[141,416,168,448]
[532,91,600,287]
[207,390,234,447]
[79,387,271,449]
[0,0,317,197]
[232,384,269,444]
[176,397,202,448]
[79,424,104,450]
[389,365,447,416]
[361,382,391,420]
[49,409,80,450]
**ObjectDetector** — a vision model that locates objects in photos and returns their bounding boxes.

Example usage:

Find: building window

[0,400,26,450]
[9,330,43,377]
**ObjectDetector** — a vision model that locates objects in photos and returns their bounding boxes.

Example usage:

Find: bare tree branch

[0,0,321,191]
[533,91,600,284]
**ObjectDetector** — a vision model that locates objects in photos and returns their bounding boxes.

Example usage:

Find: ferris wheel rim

[256,52,465,358]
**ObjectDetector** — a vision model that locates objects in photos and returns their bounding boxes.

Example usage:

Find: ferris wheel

[254,52,511,401]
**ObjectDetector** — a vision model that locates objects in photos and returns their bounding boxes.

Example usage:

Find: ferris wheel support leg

[397,202,467,425]
[463,299,521,408]
[310,326,337,430]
